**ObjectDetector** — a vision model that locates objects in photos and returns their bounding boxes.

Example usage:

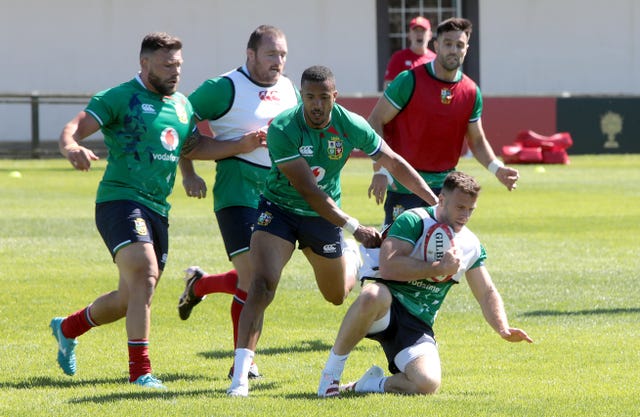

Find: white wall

[479,0,640,95]
[2,0,639,142]
[1,0,378,141]
[2,0,377,95]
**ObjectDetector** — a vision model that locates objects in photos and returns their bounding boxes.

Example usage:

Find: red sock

[61,306,97,339]
[128,339,152,382]
[194,270,238,296]
[231,289,247,349]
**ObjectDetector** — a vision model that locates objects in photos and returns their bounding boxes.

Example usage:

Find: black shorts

[254,196,343,258]
[95,200,169,271]
[383,188,441,227]
[366,296,435,374]
[215,206,258,259]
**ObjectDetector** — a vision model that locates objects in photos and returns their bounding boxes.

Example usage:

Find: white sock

[232,348,254,386]
[356,376,387,393]
[323,348,349,379]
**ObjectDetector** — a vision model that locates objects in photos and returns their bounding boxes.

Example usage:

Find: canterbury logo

[323,244,337,254]
[299,145,314,156]
[258,90,280,101]
[141,103,156,114]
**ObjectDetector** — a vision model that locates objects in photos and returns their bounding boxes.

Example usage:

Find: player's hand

[499,327,533,343]
[66,146,99,171]
[368,174,394,205]
[238,129,267,153]
[353,225,382,248]
[182,173,207,199]
[436,247,461,277]
[496,166,519,191]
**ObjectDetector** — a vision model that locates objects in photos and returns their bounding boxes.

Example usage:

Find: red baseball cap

[409,16,431,30]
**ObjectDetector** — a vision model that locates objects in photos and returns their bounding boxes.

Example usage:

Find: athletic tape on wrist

[374,167,394,186]
[487,159,504,175]
[343,217,360,234]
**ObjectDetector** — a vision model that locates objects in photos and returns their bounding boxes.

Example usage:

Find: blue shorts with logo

[253,196,343,258]
[95,200,169,270]
[215,205,258,259]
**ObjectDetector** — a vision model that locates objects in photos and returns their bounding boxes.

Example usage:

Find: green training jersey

[384,206,486,326]
[264,103,382,216]
[188,66,300,211]
[86,75,195,217]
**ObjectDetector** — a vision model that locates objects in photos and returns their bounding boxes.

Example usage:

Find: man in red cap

[383,16,436,89]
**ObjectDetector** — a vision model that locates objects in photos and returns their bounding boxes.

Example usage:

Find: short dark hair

[301,65,335,86]
[140,32,182,57]
[436,17,473,40]
[247,25,285,51]
[442,171,481,198]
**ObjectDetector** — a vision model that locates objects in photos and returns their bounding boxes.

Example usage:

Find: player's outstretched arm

[278,157,381,248]
[182,129,265,161]
[374,141,438,206]
[466,266,532,343]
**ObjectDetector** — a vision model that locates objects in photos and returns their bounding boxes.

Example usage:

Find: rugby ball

[423,223,455,282]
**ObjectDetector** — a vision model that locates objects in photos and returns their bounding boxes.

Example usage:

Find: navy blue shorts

[254,197,343,258]
[215,205,258,259]
[383,188,441,227]
[95,200,169,271]
[366,296,435,374]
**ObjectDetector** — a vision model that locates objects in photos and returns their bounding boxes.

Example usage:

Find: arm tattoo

[180,131,201,156]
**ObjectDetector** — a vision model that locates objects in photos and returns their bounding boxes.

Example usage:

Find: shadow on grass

[286,392,329,400]
[0,372,207,390]
[69,379,280,404]
[521,307,640,317]
[198,339,333,360]
[0,375,124,389]
[69,388,216,403]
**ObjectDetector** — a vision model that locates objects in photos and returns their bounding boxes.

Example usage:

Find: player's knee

[130,274,157,305]
[249,274,278,305]
[323,290,348,306]
[397,343,441,395]
[355,290,377,312]
[357,284,391,312]
[321,277,356,305]
[414,375,441,395]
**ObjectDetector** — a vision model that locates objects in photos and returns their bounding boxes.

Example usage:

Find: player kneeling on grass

[318,171,533,397]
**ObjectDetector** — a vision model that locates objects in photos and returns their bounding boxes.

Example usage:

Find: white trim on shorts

[393,335,438,373]
[367,308,391,335]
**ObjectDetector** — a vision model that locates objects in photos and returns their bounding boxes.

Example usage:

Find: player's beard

[255,64,281,85]
[304,107,330,129]
[440,54,463,72]
[148,71,178,96]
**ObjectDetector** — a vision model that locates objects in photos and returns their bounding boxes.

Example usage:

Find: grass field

[1,155,639,416]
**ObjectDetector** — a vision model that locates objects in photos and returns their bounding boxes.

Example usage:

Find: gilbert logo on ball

[424,223,455,282]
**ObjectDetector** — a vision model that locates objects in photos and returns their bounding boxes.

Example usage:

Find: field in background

[1,155,639,416]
